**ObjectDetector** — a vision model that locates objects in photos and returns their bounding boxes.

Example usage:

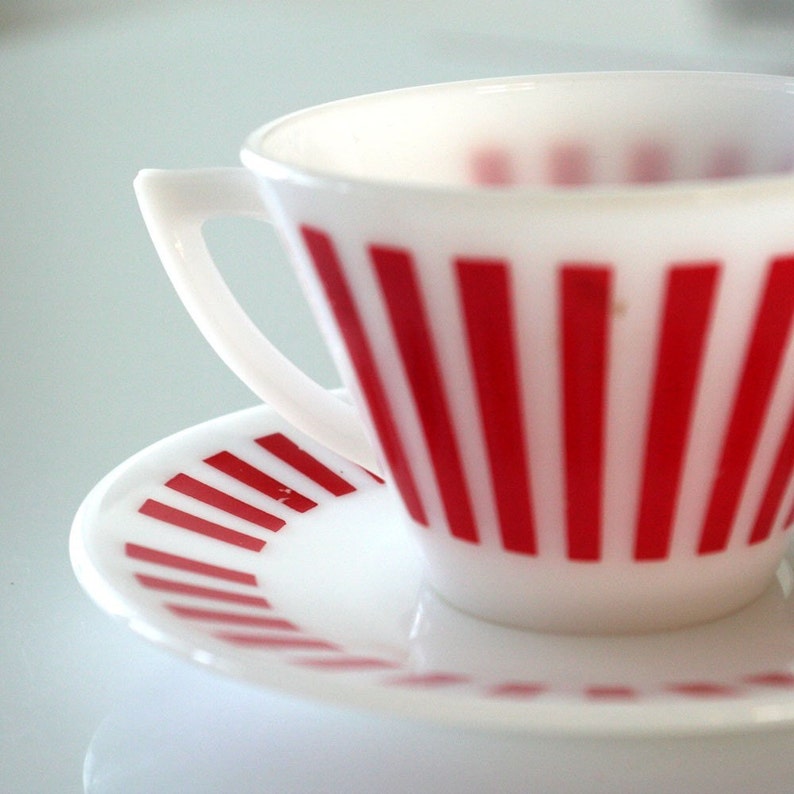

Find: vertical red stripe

[699,255,794,554]
[634,264,720,560]
[560,265,612,560]
[628,141,671,184]
[125,543,259,585]
[548,142,590,186]
[300,226,427,526]
[749,402,794,544]
[255,433,356,496]
[706,146,746,179]
[470,147,515,186]
[371,246,479,544]
[456,258,536,554]
[204,452,317,512]
[166,473,286,531]
[138,499,266,551]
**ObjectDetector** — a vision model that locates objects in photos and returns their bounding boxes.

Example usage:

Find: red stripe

[628,141,671,184]
[778,150,794,175]
[634,264,719,560]
[584,686,638,700]
[470,147,515,186]
[216,633,338,650]
[487,682,546,698]
[560,265,612,560]
[138,499,266,551]
[134,574,271,606]
[125,543,258,585]
[371,245,479,544]
[255,433,355,496]
[204,452,316,513]
[749,401,794,544]
[548,142,590,186]
[699,255,794,554]
[744,672,794,688]
[706,146,746,179]
[457,258,536,554]
[300,226,427,526]
[386,672,471,688]
[166,473,285,531]
[292,656,401,670]
[667,682,738,698]
[166,604,297,629]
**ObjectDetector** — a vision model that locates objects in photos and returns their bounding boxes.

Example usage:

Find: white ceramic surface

[135,73,794,633]
[71,401,794,736]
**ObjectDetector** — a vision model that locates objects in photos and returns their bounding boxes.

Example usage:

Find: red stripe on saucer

[255,433,356,496]
[125,543,258,585]
[134,574,271,607]
[166,473,285,531]
[138,499,266,551]
[204,452,317,513]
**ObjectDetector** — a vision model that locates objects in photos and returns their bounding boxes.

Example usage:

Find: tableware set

[73,71,794,739]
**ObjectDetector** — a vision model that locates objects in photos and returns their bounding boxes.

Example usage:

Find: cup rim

[240,70,794,207]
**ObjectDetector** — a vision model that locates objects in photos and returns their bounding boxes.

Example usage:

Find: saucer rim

[69,402,794,737]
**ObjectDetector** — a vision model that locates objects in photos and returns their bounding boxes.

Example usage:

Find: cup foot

[418,533,791,634]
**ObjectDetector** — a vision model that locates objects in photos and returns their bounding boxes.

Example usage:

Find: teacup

[135,71,794,633]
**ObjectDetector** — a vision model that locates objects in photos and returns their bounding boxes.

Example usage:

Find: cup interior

[249,72,794,190]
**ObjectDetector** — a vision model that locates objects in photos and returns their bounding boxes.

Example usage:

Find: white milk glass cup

[135,71,794,633]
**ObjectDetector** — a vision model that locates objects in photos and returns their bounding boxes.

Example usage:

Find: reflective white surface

[80,665,794,793]
[4,2,794,791]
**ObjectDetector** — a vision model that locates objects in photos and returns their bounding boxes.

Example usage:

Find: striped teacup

[135,72,794,632]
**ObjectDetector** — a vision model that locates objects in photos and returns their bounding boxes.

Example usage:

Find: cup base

[417,533,791,635]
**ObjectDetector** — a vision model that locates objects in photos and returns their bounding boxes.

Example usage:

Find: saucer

[71,401,794,736]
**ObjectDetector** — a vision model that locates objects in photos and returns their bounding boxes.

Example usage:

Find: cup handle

[133,167,378,473]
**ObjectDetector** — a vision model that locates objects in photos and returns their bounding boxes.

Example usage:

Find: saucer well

[70,401,794,735]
